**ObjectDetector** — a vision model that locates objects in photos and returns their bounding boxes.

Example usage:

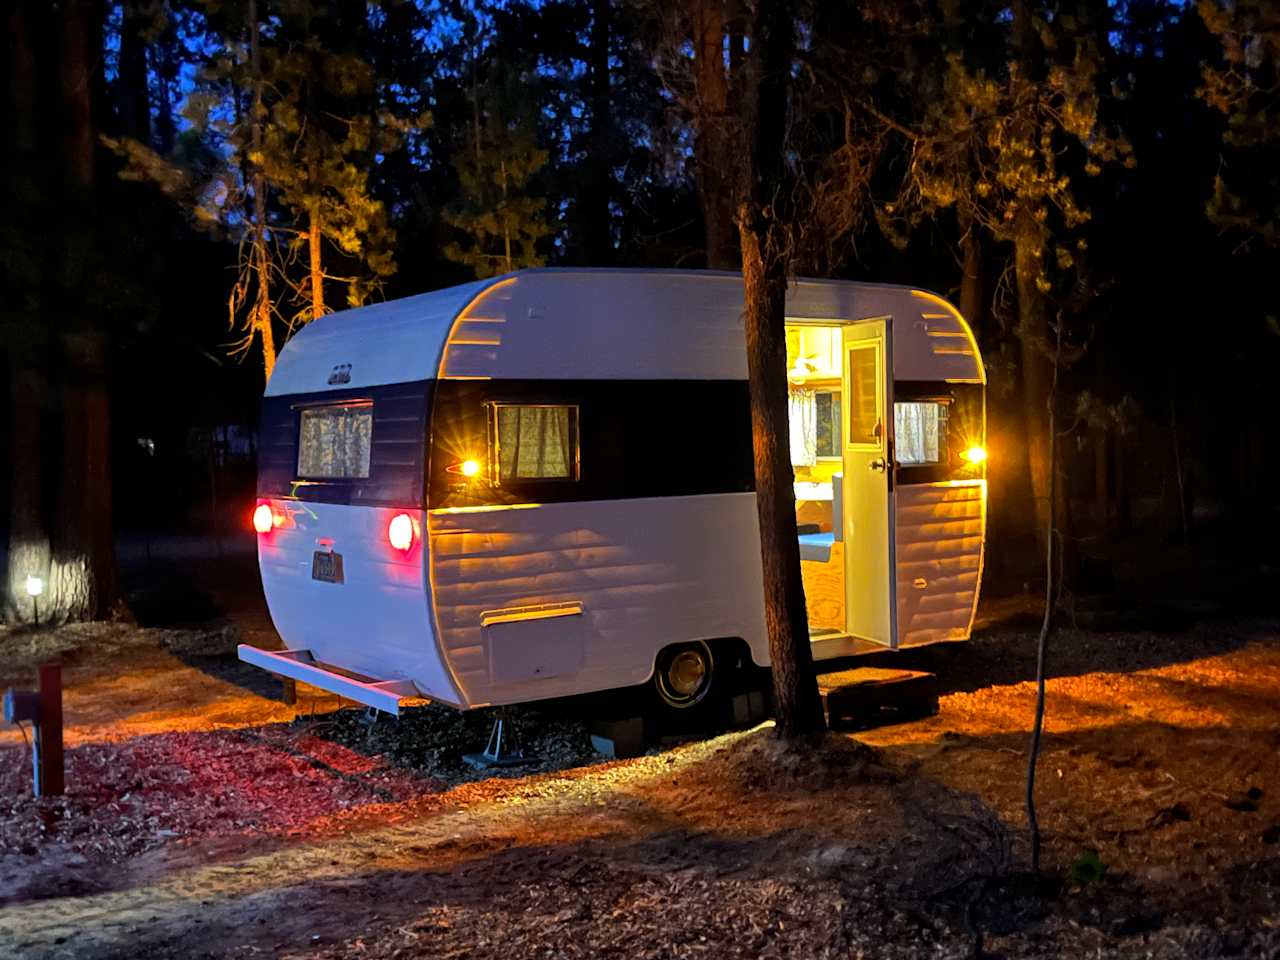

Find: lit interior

[786,325,848,633]
[785,322,982,641]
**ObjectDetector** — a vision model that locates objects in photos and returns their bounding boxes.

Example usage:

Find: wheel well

[651,637,753,675]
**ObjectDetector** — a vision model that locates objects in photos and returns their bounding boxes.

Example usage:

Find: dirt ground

[2,544,1279,959]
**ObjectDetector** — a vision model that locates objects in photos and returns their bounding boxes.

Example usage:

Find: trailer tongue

[237,645,421,716]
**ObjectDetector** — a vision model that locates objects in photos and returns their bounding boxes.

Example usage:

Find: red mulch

[0,726,444,862]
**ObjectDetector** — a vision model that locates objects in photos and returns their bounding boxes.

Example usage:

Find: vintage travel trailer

[239,269,987,715]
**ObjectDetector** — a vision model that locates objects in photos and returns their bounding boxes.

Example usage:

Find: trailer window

[815,390,842,458]
[847,343,880,446]
[297,402,373,479]
[494,405,578,481]
[894,401,948,465]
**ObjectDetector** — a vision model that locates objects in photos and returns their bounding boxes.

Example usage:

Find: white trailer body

[240,269,986,713]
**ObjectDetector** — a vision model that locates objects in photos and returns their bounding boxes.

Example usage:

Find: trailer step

[817,667,939,729]
[237,645,421,716]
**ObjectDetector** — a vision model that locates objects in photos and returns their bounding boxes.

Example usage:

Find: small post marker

[37,662,64,797]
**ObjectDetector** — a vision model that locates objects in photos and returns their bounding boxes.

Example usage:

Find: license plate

[311,550,344,584]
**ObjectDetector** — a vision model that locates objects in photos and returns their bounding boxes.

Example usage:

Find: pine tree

[1199,0,1279,246]
[878,0,1133,557]
[5,0,119,622]
[253,0,415,320]
[643,0,749,269]
[442,56,551,279]
[106,0,427,377]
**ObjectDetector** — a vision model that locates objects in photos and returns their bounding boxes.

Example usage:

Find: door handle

[868,458,887,472]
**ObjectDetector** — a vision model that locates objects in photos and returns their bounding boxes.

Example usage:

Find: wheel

[652,641,716,710]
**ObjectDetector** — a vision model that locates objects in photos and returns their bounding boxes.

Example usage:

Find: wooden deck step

[817,667,939,729]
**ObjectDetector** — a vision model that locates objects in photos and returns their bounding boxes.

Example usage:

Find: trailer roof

[265,269,983,396]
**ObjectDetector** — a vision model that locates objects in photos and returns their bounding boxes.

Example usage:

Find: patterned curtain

[789,388,817,467]
[298,404,373,478]
[498,406,573,479]
[895,402,940,465]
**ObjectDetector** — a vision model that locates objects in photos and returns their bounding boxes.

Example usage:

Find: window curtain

[298,404,373,478]
[789,387,817,467]
[895,402,940,465]
[499,406,572,479]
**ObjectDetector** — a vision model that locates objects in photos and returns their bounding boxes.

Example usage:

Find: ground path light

[25,574,43,627]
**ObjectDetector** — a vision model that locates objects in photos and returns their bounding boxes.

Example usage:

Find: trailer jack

[463,708,537,770]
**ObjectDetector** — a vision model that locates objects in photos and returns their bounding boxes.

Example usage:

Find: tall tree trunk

[1015,225,1053,559]
[248,0,276,378]
[4,0,52,622]
[154,23,177,154]
[118,0,151,143]
[739,0,824,740]
[1089,327,1109,541]
[958,211,984,337]
[62,0,94,189]
[54,0,117,621]
[1011,0,1052,560]
[309,196,325,321]
[7,365,50,622]
[582,0,613,263]
[501,162,513,273]
[693,0,739,269]
[1092,421,1109,539]
[1114,423,1131,534]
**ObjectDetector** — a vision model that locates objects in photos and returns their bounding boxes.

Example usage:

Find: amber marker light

[961,445,988,466]
[446,458,483,478]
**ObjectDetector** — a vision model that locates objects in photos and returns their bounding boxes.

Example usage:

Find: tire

[652,641,716,711]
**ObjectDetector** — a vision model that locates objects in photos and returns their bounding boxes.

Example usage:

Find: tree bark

[1011,0,1052,559]
[4,0,50,622]
[1092,421,1109,539]
[62,0,95,188]
[118,0,151,143]
[6,365,50,622]
[693,0,739,270]
[958,211,984,338]
[1025,324,1061,874]
[1015,225,1053,559]
[309,199,326,321]
[154,30,177,154]
[582,0,613,263]
[500,161,513,273]
[739,0,825,740]
[1114,423,1131,534]
[53,0,118,621]
[248,0,276,378]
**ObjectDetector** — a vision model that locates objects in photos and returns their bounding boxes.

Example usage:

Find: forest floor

[1,536,1279,958]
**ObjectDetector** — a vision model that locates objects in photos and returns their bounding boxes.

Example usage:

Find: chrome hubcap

[667,650,708,697]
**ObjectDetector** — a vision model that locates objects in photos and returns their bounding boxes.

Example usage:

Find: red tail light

[253,500,294,533]
[252,502,274,534]
[388,512,416,552]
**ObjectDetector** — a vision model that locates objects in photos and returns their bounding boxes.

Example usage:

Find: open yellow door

[842,318,897,647]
